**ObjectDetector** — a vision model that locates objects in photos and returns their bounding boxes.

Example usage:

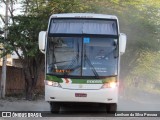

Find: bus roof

[50,13,118,20]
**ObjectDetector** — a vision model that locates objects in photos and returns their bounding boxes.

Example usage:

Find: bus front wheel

[50,102,60,113]
[106,103,117,113]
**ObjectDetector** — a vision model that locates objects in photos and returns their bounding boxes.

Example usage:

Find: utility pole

[0,0,9,98]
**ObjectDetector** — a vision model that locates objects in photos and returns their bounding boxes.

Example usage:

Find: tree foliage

[5,15,45,100]
[119,0,160,91]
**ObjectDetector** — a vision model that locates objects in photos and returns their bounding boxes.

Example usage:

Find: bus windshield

[47,37,118,77]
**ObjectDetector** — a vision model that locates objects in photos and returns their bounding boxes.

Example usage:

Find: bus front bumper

[45,85,118,103]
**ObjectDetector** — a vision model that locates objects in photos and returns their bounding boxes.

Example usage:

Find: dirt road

[0,91,160,119]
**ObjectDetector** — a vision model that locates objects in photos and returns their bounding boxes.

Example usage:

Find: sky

[0,2,22,29]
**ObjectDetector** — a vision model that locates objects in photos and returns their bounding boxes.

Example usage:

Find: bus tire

[106,103,117,114]
[50,102,60,113]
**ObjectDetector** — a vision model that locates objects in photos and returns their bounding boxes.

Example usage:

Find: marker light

[45,80,61,87]
[47,81,53,86]
[102,82,117,88]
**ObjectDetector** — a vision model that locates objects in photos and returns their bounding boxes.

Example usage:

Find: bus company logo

[2,112,11,117]
[87,80,102,84]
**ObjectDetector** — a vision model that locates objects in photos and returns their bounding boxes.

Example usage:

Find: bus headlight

[45,80,61,87]
[102,82,117,88]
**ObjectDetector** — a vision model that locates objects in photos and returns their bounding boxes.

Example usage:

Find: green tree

[6,16,45,100]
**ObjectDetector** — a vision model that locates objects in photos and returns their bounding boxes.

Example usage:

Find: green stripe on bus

[46,75,116,84]
[71,79,95,84]
[46,75,63,82]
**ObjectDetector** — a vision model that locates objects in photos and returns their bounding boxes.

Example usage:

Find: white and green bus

[38,13,126,113]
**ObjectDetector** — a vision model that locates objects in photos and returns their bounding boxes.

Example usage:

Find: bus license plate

[75,93,87,97]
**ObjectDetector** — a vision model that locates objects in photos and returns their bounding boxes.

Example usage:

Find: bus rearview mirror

[119,33,127,55]
[38,31,46,54]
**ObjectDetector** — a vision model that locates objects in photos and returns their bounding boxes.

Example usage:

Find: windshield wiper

[84,46,99,78]
[55,60,72,63]
[64,42,80,75]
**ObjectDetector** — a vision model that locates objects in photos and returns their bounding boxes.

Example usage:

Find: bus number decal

[83,38,90,44]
